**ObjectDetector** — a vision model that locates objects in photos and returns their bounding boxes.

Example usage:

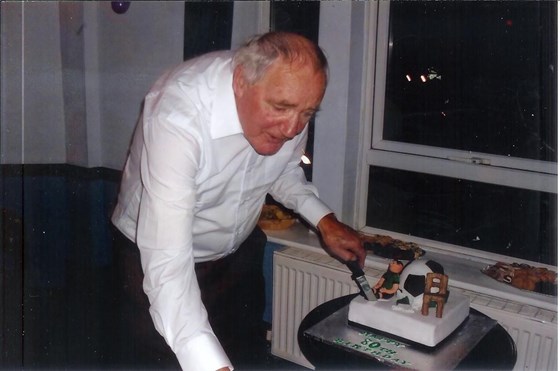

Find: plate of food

[258,204,296,230]
[481,261,557,296]
[360,233,425,261]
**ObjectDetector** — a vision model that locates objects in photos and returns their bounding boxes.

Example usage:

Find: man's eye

[274,106,289,113]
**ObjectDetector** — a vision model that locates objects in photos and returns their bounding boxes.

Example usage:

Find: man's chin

[245,135,288,156]
[253,143,283,156]
[254,147,281,156]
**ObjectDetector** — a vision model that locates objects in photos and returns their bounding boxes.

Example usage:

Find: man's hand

[316,213,366,267]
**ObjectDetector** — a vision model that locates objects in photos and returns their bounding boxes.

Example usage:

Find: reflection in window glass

[383,1,557,162]
[366,166,557,266]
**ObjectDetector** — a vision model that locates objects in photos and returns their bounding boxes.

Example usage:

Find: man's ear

[232,65,247,97]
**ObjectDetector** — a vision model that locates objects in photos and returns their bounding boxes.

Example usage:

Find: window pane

[183,2,233,60]
[383,1,557,162]
[366,166,557,266]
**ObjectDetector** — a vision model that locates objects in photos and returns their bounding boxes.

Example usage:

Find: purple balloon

[111,2,130,14]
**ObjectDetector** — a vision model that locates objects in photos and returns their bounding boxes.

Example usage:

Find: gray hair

[232,31,329,84]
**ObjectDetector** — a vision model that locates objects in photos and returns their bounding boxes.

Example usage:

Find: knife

[347,260,376,301]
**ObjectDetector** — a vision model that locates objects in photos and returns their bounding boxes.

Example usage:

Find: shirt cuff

[298,196,333,228]
[176,333,232,371]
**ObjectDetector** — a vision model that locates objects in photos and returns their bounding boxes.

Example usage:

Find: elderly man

[112,31,365,371]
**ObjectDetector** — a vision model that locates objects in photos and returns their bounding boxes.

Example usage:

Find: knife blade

[346,260,376,301]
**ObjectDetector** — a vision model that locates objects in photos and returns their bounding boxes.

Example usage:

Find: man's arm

[372,276,386,292]
[267,131,365,266]
[136,89,232,371]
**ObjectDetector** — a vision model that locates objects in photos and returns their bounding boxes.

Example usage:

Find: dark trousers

[112,227,267,369]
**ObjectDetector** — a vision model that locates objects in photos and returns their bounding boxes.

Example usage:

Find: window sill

[265,221,557,313]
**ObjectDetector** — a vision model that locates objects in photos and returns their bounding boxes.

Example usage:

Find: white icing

[348,291,470,347]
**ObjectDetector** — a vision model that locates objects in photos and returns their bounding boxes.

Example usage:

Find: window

[359,1,557,266]
[184,2,233,60]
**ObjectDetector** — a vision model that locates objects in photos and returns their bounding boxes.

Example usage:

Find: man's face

[233,58,326,156]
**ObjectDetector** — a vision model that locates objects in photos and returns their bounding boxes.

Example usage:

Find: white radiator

[467,293,558,371]
[271,246,558,370]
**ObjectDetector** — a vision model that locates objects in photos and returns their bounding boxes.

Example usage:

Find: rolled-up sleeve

[136,89,232,371]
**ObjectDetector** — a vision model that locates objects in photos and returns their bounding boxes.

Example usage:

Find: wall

[231,1,270,49]
[1,2,184,169]
[1,3,66,164]
[0,1,356,222]
[314,2,366,223]
[91,2,184,169]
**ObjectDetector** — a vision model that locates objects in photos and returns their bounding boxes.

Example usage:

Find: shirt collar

[210,60,243,139]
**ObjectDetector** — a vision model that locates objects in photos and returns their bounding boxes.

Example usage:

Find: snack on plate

[481,261,557,296]
[257,204,296,230]
[360,233,425,260]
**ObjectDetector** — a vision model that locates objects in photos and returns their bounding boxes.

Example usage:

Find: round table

[298,294,517,370]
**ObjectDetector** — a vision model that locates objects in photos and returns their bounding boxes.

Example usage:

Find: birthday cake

[348,259,470,347]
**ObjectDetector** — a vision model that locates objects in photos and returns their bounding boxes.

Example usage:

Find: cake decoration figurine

[421,272,449,318]
[372,259,404,299]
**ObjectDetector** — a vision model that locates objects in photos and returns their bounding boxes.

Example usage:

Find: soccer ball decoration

[396,259,445,311]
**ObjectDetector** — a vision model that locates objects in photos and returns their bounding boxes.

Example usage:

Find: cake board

[302,299,497,370]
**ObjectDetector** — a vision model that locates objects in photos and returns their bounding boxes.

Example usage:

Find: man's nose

[279,115,302,139]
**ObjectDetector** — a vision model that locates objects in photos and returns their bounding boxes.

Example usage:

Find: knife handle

[346,259,364,277]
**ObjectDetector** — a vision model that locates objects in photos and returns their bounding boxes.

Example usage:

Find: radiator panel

[272,246,558,370]
[271,247,377,368]
[471,301,558,371]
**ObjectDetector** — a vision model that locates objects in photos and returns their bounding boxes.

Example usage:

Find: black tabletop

[298,294,517,370]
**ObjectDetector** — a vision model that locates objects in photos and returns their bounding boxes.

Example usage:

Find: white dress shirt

[111,51,332,370]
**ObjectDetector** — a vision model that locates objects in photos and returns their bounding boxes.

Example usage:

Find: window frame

[356,1,558,266]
